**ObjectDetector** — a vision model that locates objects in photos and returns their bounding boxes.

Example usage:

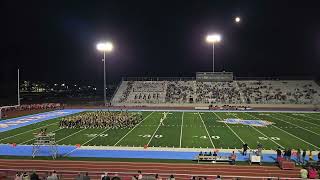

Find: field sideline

[0,110,319,151]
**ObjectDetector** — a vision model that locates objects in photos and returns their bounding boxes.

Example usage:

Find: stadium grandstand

[2,1,320,179]
[112,78,320,107]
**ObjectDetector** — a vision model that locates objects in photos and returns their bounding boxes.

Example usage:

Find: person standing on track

[242,143,248,156]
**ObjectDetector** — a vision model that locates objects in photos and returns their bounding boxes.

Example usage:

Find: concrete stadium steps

[0,159,301,179]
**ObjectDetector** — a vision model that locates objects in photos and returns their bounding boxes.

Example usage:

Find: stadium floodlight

[96,42,113,52]
[96,41,113,106]
[235,16,241,23]
[206,34,221,72]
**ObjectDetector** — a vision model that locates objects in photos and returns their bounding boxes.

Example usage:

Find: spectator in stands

[47,171,58,180]
[15,172,22,180]
[132,176,138,180]
[276,147,282,158]
[230,151,237,165]
[101,172,110,180]
[296,149,301,164]
[318,151,320,162]
[83,172,90,180]
[309,150,313,161]
[137,171,142,180]
[212,151,217,156]
[22,172,29,180]
[111,174,121,180]
[300,168,308,179]
[30,171,39,180]
[308,166,317,179]
[288,148,292,160]
[242,143,248,156]
[215,175,222,180]
[155,174,162,180]
[168,175,175,180]
[302,149,306,164]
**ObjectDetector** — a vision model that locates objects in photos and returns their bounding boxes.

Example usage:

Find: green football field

[0,111,319,150]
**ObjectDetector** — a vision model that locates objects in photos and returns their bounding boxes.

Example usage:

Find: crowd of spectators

[237,80,320,104]
[196,82,242,104]
[0,103,62,119]
[119,81,166,103]
[14,170,59,180]
[114,80,320,105]
[59,111,143,129]
[166,81,194,103]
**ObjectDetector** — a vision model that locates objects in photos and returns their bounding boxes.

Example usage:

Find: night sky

[1,0,320,85]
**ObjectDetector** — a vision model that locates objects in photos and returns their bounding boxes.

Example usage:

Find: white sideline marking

[0,122,58,142]
[198,112,215,148]
[179,112,184,148]
[113,111,155,146]
[147,112,168,146]
[56,128,87,143]
[269,114,320,136]
[213,112,246,145]
[280,113,320,127]
[244,113,284,148]
[82,128,111,146]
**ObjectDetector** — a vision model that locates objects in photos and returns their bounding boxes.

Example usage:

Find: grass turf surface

[0,111,319,150]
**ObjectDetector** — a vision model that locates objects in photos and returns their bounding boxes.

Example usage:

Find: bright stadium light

[235,16,241,23]
[96,41,113,106]
[97,42,113,52]
[206,34,221,72]
[206,34,221,43]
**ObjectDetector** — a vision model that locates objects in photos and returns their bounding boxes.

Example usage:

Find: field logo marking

[247,113,319,150]
[219,118,273,127]
[213,112,246,145]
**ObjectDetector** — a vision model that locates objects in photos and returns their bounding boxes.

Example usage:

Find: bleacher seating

[112,80,320,105]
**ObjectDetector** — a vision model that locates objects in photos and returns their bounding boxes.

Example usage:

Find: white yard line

[20,128,63,145]
[198,112,215,148]
[271,124,320,150]
[213,112,246,145]
[113,111,155,146]
[269,114,320,136]
[244,112,284,148]
[179,112,184,148]
[279,113,320,127]
[304,114,320,121]
[147,113,167,146]
[56,128,87,143]
[0,122,58,142]
[82,128,111,146]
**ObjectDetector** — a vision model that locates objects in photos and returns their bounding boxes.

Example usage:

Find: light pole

[206,34,221,72]
[96,42,113,106]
